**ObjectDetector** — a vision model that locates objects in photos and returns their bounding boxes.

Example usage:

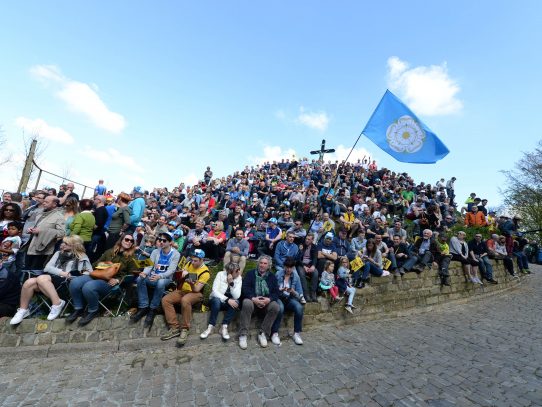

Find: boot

[130,307,149,323]
[143,309,156,328]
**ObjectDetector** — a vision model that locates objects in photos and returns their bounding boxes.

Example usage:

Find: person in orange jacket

[464,205,487,227]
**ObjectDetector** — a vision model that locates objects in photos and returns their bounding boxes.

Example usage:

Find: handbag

[89,262,121,280]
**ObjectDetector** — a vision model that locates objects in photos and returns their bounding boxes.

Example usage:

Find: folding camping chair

[98,275,133,317]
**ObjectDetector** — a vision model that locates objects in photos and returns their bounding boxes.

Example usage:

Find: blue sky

[0,1,540,207]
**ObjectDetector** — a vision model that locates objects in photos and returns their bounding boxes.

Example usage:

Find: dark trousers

[25,254,48,270]
[297,265,319,297]
[0,303,16,318]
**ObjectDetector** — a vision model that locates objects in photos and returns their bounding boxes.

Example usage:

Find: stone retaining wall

[0,260,526,353]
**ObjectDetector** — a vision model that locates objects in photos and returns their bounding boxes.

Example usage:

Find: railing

[31,160,94,199]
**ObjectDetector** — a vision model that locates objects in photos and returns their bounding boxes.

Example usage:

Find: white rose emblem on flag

[386,115,426,153]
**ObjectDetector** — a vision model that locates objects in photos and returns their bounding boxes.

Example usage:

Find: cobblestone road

[1,267,541,407]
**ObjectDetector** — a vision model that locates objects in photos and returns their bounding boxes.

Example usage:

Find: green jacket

[70,211,96,242]
[94,249,138,278]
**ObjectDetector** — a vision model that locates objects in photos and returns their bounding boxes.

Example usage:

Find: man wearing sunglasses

[132,232,180,328]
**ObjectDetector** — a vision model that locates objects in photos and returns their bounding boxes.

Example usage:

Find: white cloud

[274,109,286,121]
[328,145,373,163]
[386,56,462,116]
[249,145,299,165]
[15,117,74,144]
[180,173,199,187]
[30,65,126,133]
[296,107,329,131]
[80,146,143,173]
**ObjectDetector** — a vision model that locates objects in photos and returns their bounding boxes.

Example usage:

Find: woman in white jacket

[10,235,91,324]
[449,231,481,284]
[200,262,242,341]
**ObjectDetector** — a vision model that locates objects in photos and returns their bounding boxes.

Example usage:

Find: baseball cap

[269,217,277,223]
[158,232,173,242]
[168,221,177,226]
[133,186,144,194]
[325,232,334,239]
[192,248,205,258]
[246,217,255,224]
[173,229,183,237]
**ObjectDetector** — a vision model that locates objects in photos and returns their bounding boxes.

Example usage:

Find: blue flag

[362,90,449,164]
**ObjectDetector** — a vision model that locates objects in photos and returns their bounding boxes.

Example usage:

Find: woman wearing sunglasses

[66,233,138,326]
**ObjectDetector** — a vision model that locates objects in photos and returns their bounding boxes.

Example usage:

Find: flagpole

[305,132,364,236]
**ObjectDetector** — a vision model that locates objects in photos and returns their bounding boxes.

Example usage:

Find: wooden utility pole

[17,138,37,193]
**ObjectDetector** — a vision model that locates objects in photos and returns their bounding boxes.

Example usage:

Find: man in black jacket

[238,255,280,350]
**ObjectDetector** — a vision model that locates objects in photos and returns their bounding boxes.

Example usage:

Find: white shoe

[200,324,213,339]
[47,300,66,321]
[10,308,30,325]
[300,295,307,305]
[239,335,248,350]
[293,332,303,345]
[345,305,353,314]
[271,332,281,345]
[220,324,230,340]
[258,332,268,348]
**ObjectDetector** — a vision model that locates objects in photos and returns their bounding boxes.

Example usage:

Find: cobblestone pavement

[1,266,541,407]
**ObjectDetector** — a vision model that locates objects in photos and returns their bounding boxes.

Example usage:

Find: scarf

[56,251,76,270]
[255,271,270,297]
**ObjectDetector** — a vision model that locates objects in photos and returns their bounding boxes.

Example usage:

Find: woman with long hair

[66,233,138,326]
[10,235,91,324]
[353,238,383,288]
[63,197,79,237]
[0,203,22,242]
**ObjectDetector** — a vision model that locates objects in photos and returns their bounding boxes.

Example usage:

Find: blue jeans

[514,251,529,271]
[344,286,356,306]
[208,296,238,326]
[477,256,494,280]
[272,297,304,334]
[136,276,172,309]
[69,275,112,313]
[361,262,383,280]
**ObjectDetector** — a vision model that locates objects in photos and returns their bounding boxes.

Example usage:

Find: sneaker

[293,332,304,345]
[300,295,307,305]
[47,300,66,321]
[345,305,353,314]
[258,332,268,348]
[336,296,344,302]
[474,277,483,285]
[271,332,281,346]
[200,324,213,339]
[10,308,30,325]
[239,335,248,350]
[220,324,230,340]
[176,329,189,347]
[160,328,181,341]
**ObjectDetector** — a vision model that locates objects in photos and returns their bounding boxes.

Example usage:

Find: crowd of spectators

[0,157,536,349]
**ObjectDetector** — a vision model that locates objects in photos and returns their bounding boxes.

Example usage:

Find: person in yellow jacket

[160,248,210,347]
